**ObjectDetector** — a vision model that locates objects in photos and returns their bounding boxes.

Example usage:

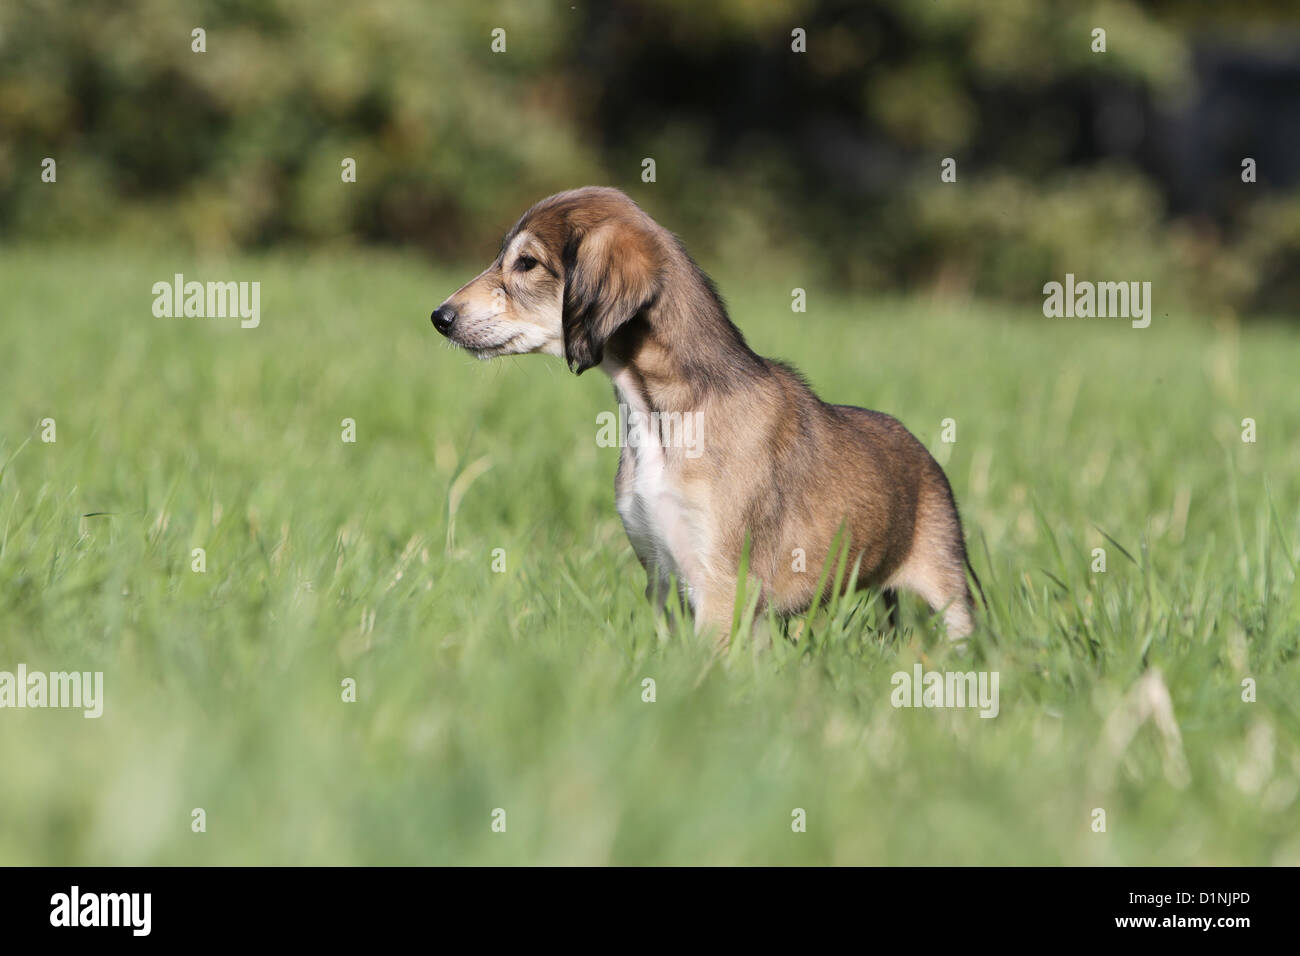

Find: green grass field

[1,244,1297,865]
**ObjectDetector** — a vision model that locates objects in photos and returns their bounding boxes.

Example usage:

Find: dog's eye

[515,256,538,273]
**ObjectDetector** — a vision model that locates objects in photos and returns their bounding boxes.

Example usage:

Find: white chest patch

[605,365,706,601]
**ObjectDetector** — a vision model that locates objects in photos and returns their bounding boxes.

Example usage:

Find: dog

[431,186,979,640]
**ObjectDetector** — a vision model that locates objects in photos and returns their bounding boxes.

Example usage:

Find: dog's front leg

[642,568,673,613]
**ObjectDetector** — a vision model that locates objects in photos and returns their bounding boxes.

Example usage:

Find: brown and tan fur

[431,187,979,640]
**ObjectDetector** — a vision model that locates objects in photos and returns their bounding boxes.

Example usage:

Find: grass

[0,242,1297,865]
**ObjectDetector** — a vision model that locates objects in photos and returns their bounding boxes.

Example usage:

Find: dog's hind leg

[890,552,974,640]
[889,471,976,640]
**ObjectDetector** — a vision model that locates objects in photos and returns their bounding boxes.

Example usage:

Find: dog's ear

[561,220,660,374]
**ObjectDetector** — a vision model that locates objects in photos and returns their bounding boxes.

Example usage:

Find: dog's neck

[599,264,764,412]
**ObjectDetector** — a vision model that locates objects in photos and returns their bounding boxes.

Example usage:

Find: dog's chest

[607,375,703,591]
[617,440,675,555]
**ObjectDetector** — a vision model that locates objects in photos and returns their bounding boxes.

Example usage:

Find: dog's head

[431,187,664,373]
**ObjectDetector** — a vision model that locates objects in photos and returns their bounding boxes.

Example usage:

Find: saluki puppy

[431,187,978,640]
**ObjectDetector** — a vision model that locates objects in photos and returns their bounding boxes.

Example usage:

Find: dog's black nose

[431,305,457,335]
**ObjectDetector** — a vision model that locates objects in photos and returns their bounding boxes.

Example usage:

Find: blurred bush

[0,0,603,258]
[2,0,1298,316]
